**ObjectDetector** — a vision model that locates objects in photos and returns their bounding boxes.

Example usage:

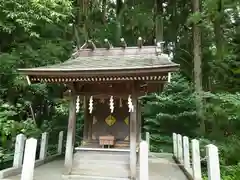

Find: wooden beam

[70,82,161,96]
[26,76,31,85]
[130,83,137,180]
[64,95,76,174]
[30,75,168,83]
[22,65,178,77]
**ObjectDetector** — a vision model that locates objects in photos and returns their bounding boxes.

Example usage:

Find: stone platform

[2,153,188,180]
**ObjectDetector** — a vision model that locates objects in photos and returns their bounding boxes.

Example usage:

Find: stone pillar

[21,138,37,180]
[183,136,191,171]
[13,134,26,168]
[39,132,48,160]
[58,131,64,154]
[191,139,202,179]
[206,144,220,180]
[64,95,76,174]
[172,133,177,158]
[130,92,137,179]
[177,134,183,163]
[139,141,149,180]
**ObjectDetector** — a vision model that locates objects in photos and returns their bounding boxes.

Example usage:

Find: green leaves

[142,74,199,145]
[187,12,203,25]
[0,0,72,35]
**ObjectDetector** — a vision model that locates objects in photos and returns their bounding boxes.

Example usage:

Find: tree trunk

[213,0,225,88]
[155,0,163,42]
[115,0,124,43]
[213,0,224,61]
[192,0,205,135]
[102,0,107,23]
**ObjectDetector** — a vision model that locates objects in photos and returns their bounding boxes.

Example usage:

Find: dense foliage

[0,0,239,179]
[141,74,240,178]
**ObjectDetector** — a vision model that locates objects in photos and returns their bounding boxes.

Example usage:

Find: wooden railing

[172,133,221,180]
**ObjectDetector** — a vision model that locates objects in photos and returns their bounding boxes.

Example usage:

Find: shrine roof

[18,46,179,77]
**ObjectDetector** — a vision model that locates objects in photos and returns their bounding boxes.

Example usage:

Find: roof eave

[18,63,179,76]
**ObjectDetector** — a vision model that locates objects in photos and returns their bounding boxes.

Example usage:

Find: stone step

[72,151,130,178]
[74,154,129,160]
[63,174,130,180]
[73,152,129,162]
[73,161,129,166]
[71,167,130,178]
[74,151,129,156]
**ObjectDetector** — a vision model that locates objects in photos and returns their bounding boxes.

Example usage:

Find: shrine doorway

[91,98,130,142]
[80,97,130,149]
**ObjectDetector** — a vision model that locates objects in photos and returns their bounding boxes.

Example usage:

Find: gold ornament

[124,117,129,125]
[105,115,116,126]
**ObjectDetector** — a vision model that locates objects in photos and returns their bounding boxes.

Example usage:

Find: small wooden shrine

[18,38,179,179]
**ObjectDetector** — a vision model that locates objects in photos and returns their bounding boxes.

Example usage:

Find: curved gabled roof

[18,46,179,83]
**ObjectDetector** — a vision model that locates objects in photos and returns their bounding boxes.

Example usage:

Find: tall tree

[192,0,205,134]
[155,0,164,42]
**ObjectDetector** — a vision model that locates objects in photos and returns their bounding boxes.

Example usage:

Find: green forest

[0,0,239,179]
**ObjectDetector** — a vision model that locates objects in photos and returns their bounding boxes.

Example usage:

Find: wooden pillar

[83,96,89,140]
[136,102,139,144]
[137,101,142,143]
[64,95,76,174]
[130,86,137,180]
[88,114,93,140]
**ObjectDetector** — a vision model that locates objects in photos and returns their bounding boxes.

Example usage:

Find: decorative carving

[128,95,134,112]
[76,95,80,113]
[89,96,93,114]
[109,96,114,113]
[105,115,116,126]
[124,117,129,125]
[33,75,169,83]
